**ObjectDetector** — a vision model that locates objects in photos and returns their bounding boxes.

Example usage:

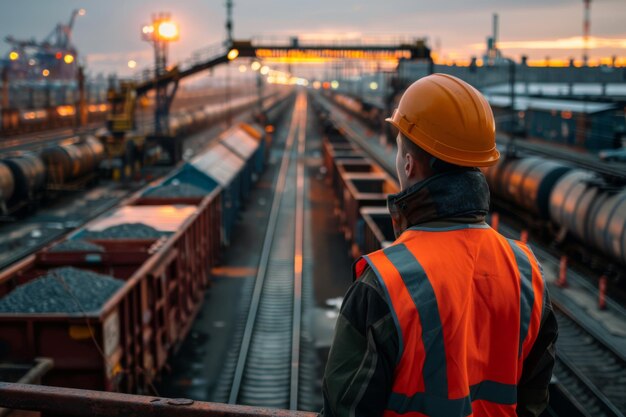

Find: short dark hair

[399,133,430,161]
[399,133,462,173]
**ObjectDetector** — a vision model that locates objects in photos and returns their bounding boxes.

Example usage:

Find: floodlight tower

[141,13,179,136]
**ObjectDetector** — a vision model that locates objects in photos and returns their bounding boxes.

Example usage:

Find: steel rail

[290,93,307,409]
[497,135,626,181]
[228,92,304,405]
[0,195,123,271]
[551,302,626,417]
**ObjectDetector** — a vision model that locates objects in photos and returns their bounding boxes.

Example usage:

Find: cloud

[471,36,626,51]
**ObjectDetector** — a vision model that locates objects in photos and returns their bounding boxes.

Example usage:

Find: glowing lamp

[227,49,239,60]
[157,21,179,41]
[64,54,75,64]
[9,51,19,61]
[141,24,155,41]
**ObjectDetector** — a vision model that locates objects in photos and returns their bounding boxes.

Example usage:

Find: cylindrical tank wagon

[40,136,105,187]
[484,156,571,219]
[486,155,625,267]
[0,136,104,215]
[1,153,47,212]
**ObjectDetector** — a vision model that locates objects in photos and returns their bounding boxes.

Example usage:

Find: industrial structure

[2,8,85,81]
[0,3,625,417]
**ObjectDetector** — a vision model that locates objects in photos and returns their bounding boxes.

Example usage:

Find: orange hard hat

[386,73,499,167]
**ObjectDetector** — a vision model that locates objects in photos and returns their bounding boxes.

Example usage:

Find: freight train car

[0,104,109,136]
[0,122,270,394]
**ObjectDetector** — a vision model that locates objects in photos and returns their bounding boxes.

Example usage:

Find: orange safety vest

[354,224,545,417]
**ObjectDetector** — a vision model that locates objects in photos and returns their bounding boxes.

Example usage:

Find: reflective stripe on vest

[506,238,534,357]
[357,226,544,417]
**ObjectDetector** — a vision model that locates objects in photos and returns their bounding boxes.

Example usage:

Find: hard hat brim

[385,110,500,167]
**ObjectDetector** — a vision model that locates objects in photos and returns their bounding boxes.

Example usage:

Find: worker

[322,74,557,417]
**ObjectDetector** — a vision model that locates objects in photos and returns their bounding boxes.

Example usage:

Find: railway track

[312,91,626,417]
[0,126,100,154]
[227,92,315,409]
[552,302,626,417]
[0,186,131,271]
[497,134,626,181]
[497,222,626,416]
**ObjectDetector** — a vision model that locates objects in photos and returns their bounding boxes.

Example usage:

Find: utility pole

[224,0,235,124]
[225,0,234,46]
[583,0,591,66]
[1,67,8,110]
[76,65,87,128]
[0,67,8,134]
[509,58,516,134]
[505,57,518,155]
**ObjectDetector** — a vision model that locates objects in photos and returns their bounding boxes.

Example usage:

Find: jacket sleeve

[516,289,558,417]
[321,268,399,417]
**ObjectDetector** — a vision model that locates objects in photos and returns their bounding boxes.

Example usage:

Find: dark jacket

[322,169,557,417]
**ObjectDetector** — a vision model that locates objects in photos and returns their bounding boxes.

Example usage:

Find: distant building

[485,94,625,151]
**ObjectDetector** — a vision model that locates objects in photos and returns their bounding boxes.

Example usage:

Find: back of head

[398,132,466,177]
[387,73,499,168]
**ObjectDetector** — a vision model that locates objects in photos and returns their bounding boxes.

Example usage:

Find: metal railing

[0,382,317,417]
[249,35,422,47]
[130,42,228,84]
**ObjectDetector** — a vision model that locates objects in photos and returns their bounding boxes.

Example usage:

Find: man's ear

[404,151,414,179]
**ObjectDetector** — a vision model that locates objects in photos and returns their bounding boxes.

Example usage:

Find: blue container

[239,122,267,175]
[187,143,246,246]
[151,164,221,197]
[220,127,261,202]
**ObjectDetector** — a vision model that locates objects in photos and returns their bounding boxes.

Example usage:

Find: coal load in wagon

[0,267,124,313]
[50,239,105,252]
[82,223,166,239]
[144,182,207,198]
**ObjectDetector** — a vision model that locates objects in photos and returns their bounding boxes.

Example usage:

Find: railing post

[520,229,528,244]
[490,212,499,232]
[557,255,568,288]
[598,275,607,310]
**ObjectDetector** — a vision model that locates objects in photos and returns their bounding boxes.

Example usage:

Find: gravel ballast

[144,182,207,198]
[50,240,105,253]
[0,267,124,314]
[82,223,165,239]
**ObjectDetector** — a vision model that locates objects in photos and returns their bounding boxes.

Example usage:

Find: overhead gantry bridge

[107,37,431,156]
